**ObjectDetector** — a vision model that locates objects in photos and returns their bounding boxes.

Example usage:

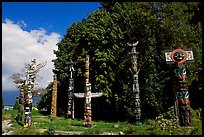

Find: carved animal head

[173,51,185,61]
[176,91,189,106]
[174,68,187,81]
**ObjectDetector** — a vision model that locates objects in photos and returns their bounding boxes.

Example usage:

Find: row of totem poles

[51,55,103,127]
[16,41,194,128]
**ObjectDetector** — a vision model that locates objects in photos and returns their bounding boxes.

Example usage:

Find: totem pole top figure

[128,41,139,55]
[31,59,36,63]
[25,59,47,76]
[128,41,139,73]
[66,59,76,78]
[164,48,194,64]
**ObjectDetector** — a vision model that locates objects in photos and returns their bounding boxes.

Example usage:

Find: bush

[122,125,135,135]
[140,106,202,135]
[44,115,56,135]
[155,114,181,135]
[190,108,202,135]
[13,97,19,110]
[143,119,162,135]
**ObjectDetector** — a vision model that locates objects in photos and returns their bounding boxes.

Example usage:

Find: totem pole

[16,80,27,123]
[66,60,76,119]
[74,55,103,127]
[51,74,57,116]
[127,41,142,126]
[164,48,194,126]
[24,59,46,128]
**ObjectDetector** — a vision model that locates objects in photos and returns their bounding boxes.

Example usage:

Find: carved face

[171,49,187,63]
[173,52,185,61]
[174,68,187,80]
[176,91,189,106]
[85,83,91,92]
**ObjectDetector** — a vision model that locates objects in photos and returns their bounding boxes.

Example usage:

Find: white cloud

[2,18,61,92]
[17,20,27,28]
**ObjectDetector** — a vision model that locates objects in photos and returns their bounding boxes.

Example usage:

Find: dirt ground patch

[2,120,14,135]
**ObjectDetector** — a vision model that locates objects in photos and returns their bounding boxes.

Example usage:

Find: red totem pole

[165,48,194,126]
[74,55,103,128]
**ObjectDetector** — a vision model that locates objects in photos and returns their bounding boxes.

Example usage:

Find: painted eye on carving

[184,92,189,99]
[177,92,182,99]
[174,53,179,58]
[182,69,186,74]
[174,69,180,75]
[181,53,185,57]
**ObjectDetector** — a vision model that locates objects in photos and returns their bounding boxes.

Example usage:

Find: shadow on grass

[39,111,50,116]
[14,117,24,127]
[70,119,84,127]
[17,121,24,126]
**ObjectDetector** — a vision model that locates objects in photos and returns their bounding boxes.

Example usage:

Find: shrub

[13,97,19,110]
[155,114,181,135]
[190,108,202,135]
[122,125,135,135]
[44,115,56,135]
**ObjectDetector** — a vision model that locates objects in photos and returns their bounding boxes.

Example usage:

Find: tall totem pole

[16,80,27,123]
[74,55,103,127]
[66,60,76,119]
[164,48,194,126]
[51,74,58,116]
[24,59,46,128]
[127,41,142,126]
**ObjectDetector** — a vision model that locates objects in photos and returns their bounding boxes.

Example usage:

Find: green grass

[2,108,202,135]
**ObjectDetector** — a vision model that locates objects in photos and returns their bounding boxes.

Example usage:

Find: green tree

[13,97,19,110]
[37,82,53,115]
[52,2,202,120]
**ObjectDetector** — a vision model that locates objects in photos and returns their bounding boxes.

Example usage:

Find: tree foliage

[13,97,19,110]
[51,2,202,120]
[36,82,53,114]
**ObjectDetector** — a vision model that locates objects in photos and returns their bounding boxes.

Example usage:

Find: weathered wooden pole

[16,80,27,123]
[24,59,46,128]
[128,41,142,126]
[66,60,76,119]
[164,48,194,126]
[84,55,92,127]
[74,55,103,128]
[51,74,58,116]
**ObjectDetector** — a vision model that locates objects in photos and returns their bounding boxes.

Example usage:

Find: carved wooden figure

[16,80,27,123]
[51,74,58,116]
[165,48,194,126]
[24,59,46,128]
[66,60,76,119]
[74,55,103,128]
[127,41,142,126]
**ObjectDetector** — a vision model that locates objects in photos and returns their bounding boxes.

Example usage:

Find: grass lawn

[2,108,202,135]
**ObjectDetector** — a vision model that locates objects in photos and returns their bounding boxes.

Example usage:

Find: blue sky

[2,2,101,104]
[2,2,101,35]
